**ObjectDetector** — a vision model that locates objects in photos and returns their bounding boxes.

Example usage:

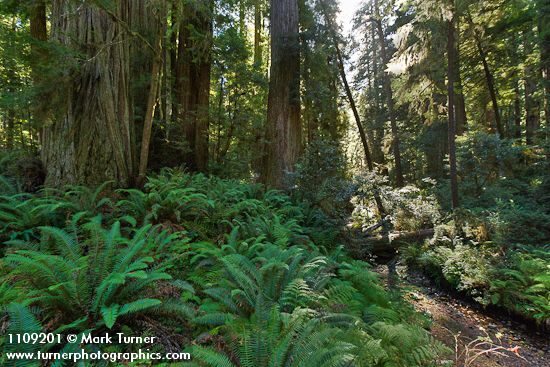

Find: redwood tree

[42,0,134,187]
[262,0,301,188]
[174,1,213,173]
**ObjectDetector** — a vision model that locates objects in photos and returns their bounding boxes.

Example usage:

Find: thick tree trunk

[373,4,404,187]
[175,2,212,173]
[262,0,301,188]
[447,17,460,209]
[43,0,133,187]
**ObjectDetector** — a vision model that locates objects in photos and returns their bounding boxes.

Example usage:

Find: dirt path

[375,265,550,367]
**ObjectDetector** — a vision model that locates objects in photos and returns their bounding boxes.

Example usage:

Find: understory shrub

[351,173,441,232]
[399,134,550,326]
[405,223,550,324]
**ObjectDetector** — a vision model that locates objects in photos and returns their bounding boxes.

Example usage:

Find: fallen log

[347,228,434,262]
[366,228,435,252]
[361,215,391,235]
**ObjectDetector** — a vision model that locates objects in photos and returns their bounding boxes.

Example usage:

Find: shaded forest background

[0,0,549,194]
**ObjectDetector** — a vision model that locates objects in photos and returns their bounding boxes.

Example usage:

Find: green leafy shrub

[409,223,550,324]
[352,173,442,232]
[289,139,353,219]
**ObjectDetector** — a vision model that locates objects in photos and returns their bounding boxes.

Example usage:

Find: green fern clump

[0,217,194,350]
[150,171,449,365]
[185,217,448,366]
[489,251,550,321]
[416,225,550,323]
[0,181,122,247]
[0,303,42,367]
[0,194,67,244]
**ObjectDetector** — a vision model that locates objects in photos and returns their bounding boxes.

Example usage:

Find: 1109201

[8,333,63,344]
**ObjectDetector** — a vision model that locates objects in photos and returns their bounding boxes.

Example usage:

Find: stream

[374,265,550,367]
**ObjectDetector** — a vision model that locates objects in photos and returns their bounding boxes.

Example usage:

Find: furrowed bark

[175,1,212,173]
[262,0,301,188]
[43,0,133,187]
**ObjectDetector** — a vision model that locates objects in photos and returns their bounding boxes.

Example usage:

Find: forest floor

[374,265,550,367]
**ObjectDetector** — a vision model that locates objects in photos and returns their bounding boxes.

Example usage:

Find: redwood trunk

[43,1,133,187]
[175,3,212,173]
[262,0,301,188]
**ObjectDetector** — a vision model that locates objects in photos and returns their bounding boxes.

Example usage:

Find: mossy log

[348,228,434,262]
